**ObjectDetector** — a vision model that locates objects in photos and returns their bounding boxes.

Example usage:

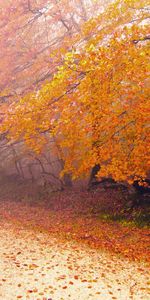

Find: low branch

[133,35,150,44]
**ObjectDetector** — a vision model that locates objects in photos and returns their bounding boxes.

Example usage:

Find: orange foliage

[1,0,150,182]
[0,0,104,97]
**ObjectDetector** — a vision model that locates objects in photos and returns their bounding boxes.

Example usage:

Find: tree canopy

[1,0,150,182]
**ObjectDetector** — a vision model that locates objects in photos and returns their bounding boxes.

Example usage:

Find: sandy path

[0,219,149,300]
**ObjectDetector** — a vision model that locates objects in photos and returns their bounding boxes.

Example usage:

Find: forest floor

[0,176,150,299]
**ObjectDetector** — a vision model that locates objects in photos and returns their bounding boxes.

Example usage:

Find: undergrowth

[98,210,150,228]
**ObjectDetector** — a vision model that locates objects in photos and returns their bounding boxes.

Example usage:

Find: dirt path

[0,217,149,300]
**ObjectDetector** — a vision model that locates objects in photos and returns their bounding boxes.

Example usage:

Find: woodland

[0,0,150,299]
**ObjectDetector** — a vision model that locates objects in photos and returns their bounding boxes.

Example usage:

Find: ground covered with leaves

[0,215,150,300]
[0,178,150,299]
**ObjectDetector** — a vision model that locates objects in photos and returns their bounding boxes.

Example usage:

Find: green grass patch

[98,210,150,228]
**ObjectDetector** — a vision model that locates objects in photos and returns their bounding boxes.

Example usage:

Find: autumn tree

[1,0,150,183]
[0,0,107,183]
[0,0,106,99]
